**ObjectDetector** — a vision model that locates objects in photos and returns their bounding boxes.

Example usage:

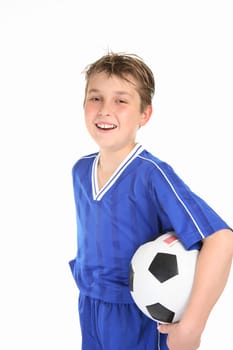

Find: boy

[69,52,233,349]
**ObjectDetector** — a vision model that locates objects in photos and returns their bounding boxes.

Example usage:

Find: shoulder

[137,149,187,192]
[72,152,98,175]
[137,149,175,176]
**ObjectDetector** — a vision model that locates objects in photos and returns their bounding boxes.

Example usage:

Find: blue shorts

[78,294,168,350]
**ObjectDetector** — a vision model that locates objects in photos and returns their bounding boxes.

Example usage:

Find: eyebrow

[87,88,133,97]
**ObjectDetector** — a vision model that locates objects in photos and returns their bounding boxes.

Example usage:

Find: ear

[139,105,153,127]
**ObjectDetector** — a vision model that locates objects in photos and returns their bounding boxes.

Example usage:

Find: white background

[0,0,232,349]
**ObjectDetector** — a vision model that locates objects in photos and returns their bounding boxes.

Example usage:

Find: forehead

[86,72,138,94]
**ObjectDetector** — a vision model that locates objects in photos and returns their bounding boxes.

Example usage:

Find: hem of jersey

[78,290,136,305]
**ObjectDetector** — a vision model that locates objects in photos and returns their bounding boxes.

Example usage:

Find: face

[84,72,152,154]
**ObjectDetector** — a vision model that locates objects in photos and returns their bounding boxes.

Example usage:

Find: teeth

[96,123,117,130]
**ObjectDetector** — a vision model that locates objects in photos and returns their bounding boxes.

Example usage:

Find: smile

[95,123,117,130]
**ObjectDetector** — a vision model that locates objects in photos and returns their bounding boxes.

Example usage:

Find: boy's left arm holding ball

[158,228,233,350]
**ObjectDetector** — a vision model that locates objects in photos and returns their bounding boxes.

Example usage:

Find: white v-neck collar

[92,144,144,201]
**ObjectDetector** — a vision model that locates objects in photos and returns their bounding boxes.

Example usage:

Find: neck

[97,143,137,189]
[98,143,137,171]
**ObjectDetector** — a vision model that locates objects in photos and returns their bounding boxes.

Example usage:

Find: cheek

[84,104,94,115]
[85,100,100,113]
[84,106,97,126]
[84,107,93,124]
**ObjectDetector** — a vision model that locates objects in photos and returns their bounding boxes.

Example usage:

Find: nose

[98,101,112,117]
[100,112,110,117]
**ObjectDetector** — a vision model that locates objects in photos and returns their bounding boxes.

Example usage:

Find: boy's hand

[158,322,201,350]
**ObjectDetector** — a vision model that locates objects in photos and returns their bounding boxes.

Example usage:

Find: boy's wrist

[179,314,206,337]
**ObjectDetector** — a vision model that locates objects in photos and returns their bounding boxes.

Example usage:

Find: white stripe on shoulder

[138,155,205,239]
[81,154,97,159]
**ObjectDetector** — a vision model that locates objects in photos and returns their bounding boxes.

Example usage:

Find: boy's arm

[158,228,233,350]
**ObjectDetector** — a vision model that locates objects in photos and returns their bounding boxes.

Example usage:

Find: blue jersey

[69,144,230,304]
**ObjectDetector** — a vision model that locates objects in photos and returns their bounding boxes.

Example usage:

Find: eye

[116,99,127,104]
[89,96,101,102]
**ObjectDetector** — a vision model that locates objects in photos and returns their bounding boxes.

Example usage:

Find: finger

[157,323,169,334]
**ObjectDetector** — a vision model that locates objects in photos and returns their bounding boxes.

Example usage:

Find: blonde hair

[83,52,155,112]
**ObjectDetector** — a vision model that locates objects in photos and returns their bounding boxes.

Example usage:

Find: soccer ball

[129,232,199,324]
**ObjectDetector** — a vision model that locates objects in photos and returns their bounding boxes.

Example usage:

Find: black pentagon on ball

[146,302,175,323]
[129,264,134,292]
[148,252,178,282]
